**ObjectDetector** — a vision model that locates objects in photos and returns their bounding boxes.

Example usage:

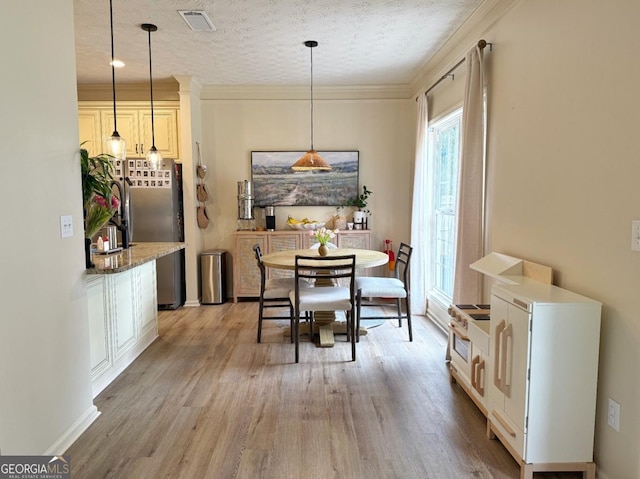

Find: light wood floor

[68,302,585,479]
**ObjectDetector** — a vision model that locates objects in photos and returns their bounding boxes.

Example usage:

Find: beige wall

[420,1,640,477]
[198,95,414,296]
[0,1,97,453]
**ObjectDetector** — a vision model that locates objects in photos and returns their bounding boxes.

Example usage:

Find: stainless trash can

[201,250,227,304]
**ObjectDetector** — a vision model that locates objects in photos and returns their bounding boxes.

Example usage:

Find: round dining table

[261,248,389,348]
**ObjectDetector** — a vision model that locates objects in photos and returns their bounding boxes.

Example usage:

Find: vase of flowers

[310,227,338,256]
[81,147,118,267]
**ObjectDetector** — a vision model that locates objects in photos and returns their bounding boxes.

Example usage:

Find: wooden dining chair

[355,242,413,341]
[253,244,309,343]
[289,254,357,363]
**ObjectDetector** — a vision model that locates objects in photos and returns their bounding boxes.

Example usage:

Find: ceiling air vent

[178,10,215,32]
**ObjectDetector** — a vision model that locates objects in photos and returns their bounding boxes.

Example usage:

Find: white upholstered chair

[289,254,357,363]
[356,242,413,341]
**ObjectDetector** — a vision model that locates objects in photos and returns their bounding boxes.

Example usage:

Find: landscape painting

[251,151,359,206]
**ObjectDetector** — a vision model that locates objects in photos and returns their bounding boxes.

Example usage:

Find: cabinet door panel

[140,109,179,159]
[101,110,141,158]
[111,271,137,358]
[234,234,266,299]
[338,232,370,249]
[504,303,530,431]
[86,276,111,378]
[137,261,158,337]
[489,296,508,408]
[267,233,302,279]
[78,110,102,157]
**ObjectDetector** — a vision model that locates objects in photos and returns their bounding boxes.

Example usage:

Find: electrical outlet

[60,215,73,239]
[608,398,620,431]
[632,221,640,251]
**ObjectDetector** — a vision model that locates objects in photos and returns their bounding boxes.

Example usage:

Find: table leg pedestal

[287,317,367,348]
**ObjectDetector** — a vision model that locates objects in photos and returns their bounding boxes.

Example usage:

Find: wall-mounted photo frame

[251,150,359,206]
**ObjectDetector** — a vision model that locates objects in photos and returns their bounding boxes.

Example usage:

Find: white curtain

[410,94,431,315]
[452,45,485,304]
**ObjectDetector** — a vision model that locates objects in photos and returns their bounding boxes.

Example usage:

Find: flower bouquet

[81,147,118,239]
[310,227,338,245]
[84,193,120,239]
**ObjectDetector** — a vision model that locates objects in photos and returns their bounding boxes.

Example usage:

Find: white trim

[45,405,100,455]
[200,84,412,101]
[184,300,202,308]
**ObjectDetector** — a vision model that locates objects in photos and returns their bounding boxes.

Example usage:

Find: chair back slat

[293,254,357,297]
[395,242,413,285]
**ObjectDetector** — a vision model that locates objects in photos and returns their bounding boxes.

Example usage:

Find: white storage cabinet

[487,281,601,477]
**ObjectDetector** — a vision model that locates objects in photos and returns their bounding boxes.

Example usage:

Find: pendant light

[105,0,126,160]
[141,23,163,171]
[291,40,331,171]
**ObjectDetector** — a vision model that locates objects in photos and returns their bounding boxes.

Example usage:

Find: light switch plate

[60,215,73,238]
[608,398,620,431]
[632,221,640,251]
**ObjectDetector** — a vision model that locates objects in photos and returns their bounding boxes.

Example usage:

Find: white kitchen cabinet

[111,270,137,358]
[78,101,179,159]
[78,109,102,157]
[101,107,179,159]
[86,260,159,397]
[487,281,601,478]
[86,276,111,380]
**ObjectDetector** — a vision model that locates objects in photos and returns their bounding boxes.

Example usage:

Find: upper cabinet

[78,109,102,157]
[78,101,180,159]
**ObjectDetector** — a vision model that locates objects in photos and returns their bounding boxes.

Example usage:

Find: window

[428,108,462,304]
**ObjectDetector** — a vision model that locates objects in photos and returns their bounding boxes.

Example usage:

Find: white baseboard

[45,405,100,455]
[183,300,201,308]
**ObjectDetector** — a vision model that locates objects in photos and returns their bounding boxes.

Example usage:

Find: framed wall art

[251,150,359,206]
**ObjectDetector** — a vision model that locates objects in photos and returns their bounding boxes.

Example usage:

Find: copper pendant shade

[292,40,331,171]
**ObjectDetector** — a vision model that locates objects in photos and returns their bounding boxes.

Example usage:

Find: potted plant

[347,185,372,227]
[81,146,119,266]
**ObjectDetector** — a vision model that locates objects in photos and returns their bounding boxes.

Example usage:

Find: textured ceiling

[74,0,483,87]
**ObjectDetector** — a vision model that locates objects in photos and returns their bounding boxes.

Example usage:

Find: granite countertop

[86,242,186,274]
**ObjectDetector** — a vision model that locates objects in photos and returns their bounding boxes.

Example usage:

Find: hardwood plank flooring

[67,303,585,479]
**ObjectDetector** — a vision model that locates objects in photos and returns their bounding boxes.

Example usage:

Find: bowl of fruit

[286,216,325,230]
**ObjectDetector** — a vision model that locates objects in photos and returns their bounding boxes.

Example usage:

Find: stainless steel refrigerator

[129,159,185,309]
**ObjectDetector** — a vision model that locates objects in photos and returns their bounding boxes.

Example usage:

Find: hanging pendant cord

[109,0,117,132]
[310,44,314,151]
[147,28,156,148]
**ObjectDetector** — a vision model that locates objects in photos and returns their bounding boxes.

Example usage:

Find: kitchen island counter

[86,242,185,274]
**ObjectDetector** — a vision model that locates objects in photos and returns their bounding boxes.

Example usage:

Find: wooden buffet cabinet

[449,253,601,479]
[232,229,372,302]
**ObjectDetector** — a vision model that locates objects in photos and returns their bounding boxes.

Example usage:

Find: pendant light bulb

[107,0,126,161]
[142,23,162,171]
[107,132,126,160]
[146,146,162,171]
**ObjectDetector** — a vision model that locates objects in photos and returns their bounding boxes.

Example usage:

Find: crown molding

[199,84,412,101]
[409,0,520,98]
